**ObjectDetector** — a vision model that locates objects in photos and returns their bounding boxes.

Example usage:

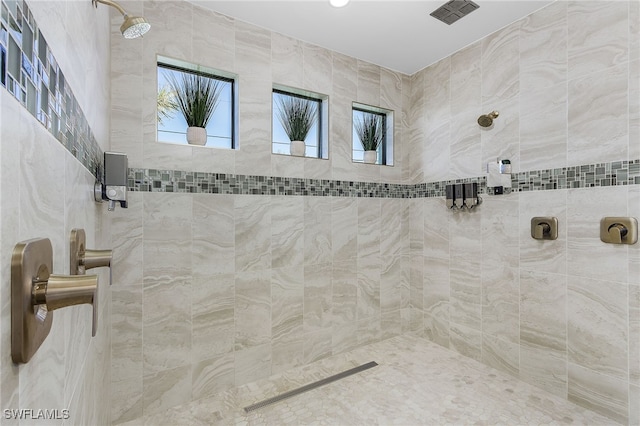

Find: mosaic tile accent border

[128,159,640,198]
[0,0,103,177]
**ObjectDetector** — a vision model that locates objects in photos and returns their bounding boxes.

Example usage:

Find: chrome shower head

[93,0,150,39]
[478,111,499,127]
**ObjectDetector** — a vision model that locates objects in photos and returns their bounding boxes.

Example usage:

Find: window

[157,56,237,149]
[272,85,328,159]
[352,103,394,165]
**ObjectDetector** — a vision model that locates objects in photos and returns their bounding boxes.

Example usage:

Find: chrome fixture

[478,111,499,128]
[531,217,558,240]
[12,238,99,363]
[92,0,150,39]
[600,217,638,245]
[95,152,128,211]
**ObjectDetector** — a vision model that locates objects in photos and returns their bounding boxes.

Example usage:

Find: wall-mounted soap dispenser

[94,151,128,211]
[12,238,98,363]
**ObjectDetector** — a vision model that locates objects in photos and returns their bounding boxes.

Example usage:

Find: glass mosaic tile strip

[0,0,103,178]
[129,159,640,199]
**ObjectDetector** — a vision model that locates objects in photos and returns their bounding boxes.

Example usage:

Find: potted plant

[275,95,317,156]
[354,113,383,164]
[165,71,223,146]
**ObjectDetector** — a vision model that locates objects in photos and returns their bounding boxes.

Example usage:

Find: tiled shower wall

[110,1,639,425]
[414,1,640,424]
[0,0,112,425]
[109,1,412,423]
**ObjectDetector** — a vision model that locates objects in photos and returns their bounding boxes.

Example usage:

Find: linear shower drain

[243,361,378,413]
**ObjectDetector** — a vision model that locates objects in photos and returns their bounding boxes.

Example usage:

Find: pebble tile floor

[123,335,617,425]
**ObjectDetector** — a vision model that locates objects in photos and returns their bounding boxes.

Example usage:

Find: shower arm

[92,0,128,17]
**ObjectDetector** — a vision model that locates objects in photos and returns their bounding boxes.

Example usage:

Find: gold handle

[33,274,98,337]
[70,229,113,285]
[534,223,550,239]
[607,224,627,244]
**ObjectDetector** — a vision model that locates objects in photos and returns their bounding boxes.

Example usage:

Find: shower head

[478,111,499,127]
[93,0,150,39]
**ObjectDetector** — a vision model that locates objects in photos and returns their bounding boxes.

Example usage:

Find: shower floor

[123,335,615,425]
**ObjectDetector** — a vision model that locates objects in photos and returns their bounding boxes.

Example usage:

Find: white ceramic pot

[363,150,377,164]
[290,140,306,157]
[186,127,207,146]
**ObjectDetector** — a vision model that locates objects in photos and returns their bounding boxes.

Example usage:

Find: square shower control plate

[11,238,54,363]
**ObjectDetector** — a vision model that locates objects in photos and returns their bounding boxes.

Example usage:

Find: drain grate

[243,361,379,413]
[430,0,480,25]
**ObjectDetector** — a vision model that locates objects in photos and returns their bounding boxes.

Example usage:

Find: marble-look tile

[380,67,402,116]
[423,59,451,182]
[192,8,235,72]
[630,59,640,160]
[192,194,235,276]
[567,0,628,81]
[449,323,482,362]
[481,265,519,344]
[111,287,143,384]
[304,197,332,266]
[304,262,332,332]
[234,344,271,386]
[482,334,519,378]
[234,20,271,78]
[520,82,568,170]
[191,353,235,401]
[143,365,192,414]
[481,21,520,103]
[111,377,143,425]
[143,279,192,375]
[304,328,333,365]
[567,187,628,284]
[110,192,143,287]
[234,80,272,177]
[357,314,382,347]
[568,276,628,381]
[520,270,567,397]
[271,196,304,270]
[142,193,192,288]
[481,195,519,266]
[357,261,381,321]
[190,145,236,175]
[568,63,628,165]
[519,190,567,275]
[272,267,304,346]
[381,309,402,341]
[520,1,567,91]
[629,284,640,386]
[630,186,640,287]
[631,384,640,426]
[568,362,628,424]
[272,32,303,87]
[235,195,271,272]
[332,197,358,264]
[520,270,567,354]
[332,261,358,328]
[191,273,234,362]
[356,60,380,107]
[272,336,304,376]
[449,210,482,331]
[303,42,332,96]
[632,0,640,62]
[234,270,271,350]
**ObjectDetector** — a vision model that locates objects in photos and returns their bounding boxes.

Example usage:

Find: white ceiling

[190,0,554,75]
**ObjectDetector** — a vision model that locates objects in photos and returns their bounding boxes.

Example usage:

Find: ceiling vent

[430,0,480,25]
